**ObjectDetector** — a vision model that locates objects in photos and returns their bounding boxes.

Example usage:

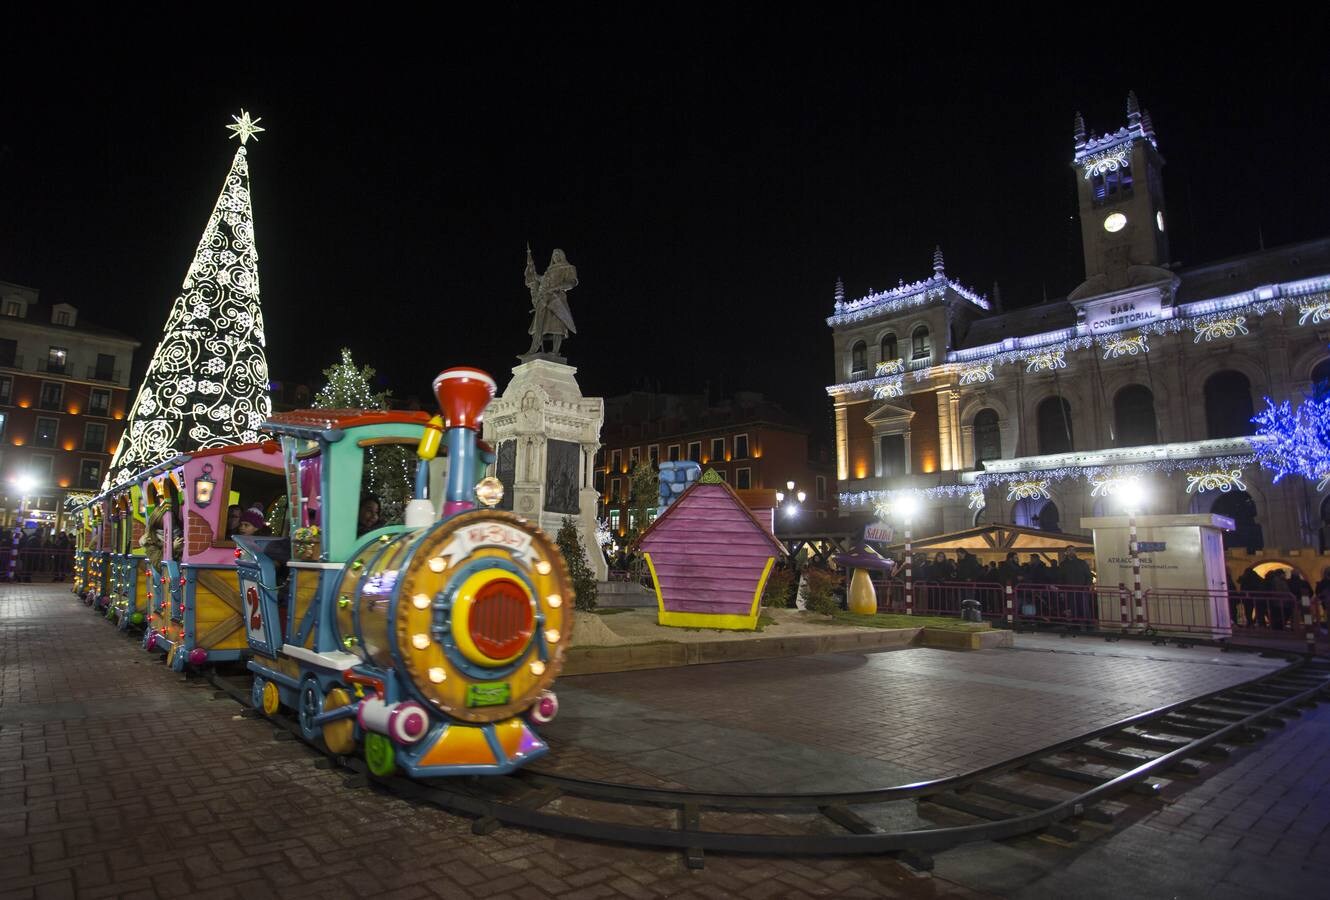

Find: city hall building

[827,93,1330,573]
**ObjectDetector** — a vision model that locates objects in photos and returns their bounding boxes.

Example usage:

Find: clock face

[1103,213,1127,233]
[1156,211,1165,232]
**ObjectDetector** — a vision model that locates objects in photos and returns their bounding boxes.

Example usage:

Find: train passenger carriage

[241,367,574,778]
[134,442,285,670]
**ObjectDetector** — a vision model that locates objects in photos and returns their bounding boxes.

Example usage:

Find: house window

[736,468,752,490]
[0,411,6,440]
[47,347,67,374]
[593,470,605,492]
[687,441,701,463]
[0,338,16,367]
[84,422,107,452]
[851,341,867,372]
[610,449,622,473]
[973,409,1002,462]
[89,389,111,416]
[1037,397,1074,455]
[0,375,11,405]
[79,459,103,489]
[55,311,70,326]
[3,302,18,317]
[667,444,680,462]
[816,475,827,501]
[94,354,116,381]
[28,455,53,479]
[610,510,620,532]
[711,437,725,462]
[880,434,907,477]
[881,334,898,362]
[38,382,63,411]
[733,433,749,459]
[33,417,58,448]
[610,477,621,501]
[648,445,659,468]
[911,326,931,360]
[629,447,640,469]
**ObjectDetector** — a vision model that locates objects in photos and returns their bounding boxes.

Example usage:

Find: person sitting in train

[226,505,243,537]
[357,494,384,536]
[236,506,271,537]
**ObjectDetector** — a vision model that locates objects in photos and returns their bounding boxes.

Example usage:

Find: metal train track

[196,650,1330,870]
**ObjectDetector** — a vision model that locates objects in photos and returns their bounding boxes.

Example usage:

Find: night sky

[4,11,1329,442]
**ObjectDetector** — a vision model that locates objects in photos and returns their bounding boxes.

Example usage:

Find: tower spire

[109,114,273,485]
[833,276,845,305]
[1126,90,1142,127]
[932,245,945,278]
[1073,110,1087,148]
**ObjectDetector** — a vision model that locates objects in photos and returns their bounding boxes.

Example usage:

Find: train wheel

[365,732,396,777]
[261,680,281,716]
[298,678,323,741]
[321,687,356,755]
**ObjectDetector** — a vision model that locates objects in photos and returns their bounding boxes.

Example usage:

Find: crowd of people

[885,547,1093,588]
[4,528,77,582]
[1231,565,1330,631]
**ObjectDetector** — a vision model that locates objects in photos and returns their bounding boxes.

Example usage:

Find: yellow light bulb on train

[429,557,446,573]
[546,594,562,608]
[530,660,546,676]
[429,667,446,683]
[544,628,560,644]
[412,593,431,610]
[412,634,431,649]
[535,560,552,576]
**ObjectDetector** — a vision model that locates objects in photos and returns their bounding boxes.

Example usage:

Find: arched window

[881,333,897,363]
[850,341,867,373]
[1113,385,1158,447]
[1212,490,1262,551]
[911,326,931,360]
[1204,371,1255,439]
[1012,497,1059,532]
[1313,360,1330,402]
[1037,396,1074,455]
[973,409,1001,463]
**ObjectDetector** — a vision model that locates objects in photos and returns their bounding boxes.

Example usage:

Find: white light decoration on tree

[110,113,272,485]
[959,361,995,385]
[875,359,905,376]
[1081,146,1131,179]
[1006,479,1051,501]
[1024,349,1067,373]
[873,376,905,400]
[1099,333,1148,360]
[1186,469,1247,494]
[1192,314,1248,343]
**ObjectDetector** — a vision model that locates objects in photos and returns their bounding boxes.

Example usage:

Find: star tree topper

[226,109,265,145]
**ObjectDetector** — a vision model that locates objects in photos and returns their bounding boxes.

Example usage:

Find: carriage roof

[263,409,432,441]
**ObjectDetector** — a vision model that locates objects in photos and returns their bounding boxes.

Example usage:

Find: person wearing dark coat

[1237,567,1263,626]
[1059,547,1093,625]
[956,549,984,582]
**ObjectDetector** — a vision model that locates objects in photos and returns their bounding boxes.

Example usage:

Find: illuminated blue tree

[1252,395,1330,489]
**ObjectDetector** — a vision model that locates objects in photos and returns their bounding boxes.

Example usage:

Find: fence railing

[2,549,77,582]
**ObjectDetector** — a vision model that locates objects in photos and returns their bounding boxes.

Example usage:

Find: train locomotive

[238,366,573,777]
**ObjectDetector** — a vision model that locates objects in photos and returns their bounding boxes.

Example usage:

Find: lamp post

[895,494,919,615]
[10,474,38,582]
[774,480,807,522]
[1118,479,1147,630]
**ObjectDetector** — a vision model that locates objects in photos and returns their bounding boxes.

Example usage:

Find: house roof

[629,479,787,556]
[877,524,1094,555]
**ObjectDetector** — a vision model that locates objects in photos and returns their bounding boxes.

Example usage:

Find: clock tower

[1070,92,1171,300]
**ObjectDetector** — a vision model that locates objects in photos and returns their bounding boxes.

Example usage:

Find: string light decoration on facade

[1089,474,1136,497]
[1298,299,1330,326]
[1006,479,1052,501]
[109,113,272,485]
[1081,146,1131,179]
[1024,349,1067,373]
[1253,396,1330,490]
[873,377,905,400]
[958,361,995,385]
[967,489,986,511]
[1185,469,1247,494]
[1099,333,1148,360]
[875,359,905,376]
[1192,314,1248,343]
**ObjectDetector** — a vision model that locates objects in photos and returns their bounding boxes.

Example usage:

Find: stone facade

[483,358,607,580]
[827,95,1330,576]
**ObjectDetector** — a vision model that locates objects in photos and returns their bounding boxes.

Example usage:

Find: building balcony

[37,359,68,375]
[86,366,120,383]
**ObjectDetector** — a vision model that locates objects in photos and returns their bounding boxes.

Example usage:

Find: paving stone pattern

[1,584,984,899]
[538,636,1285,792]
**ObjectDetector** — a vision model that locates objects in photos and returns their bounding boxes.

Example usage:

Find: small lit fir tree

[313,348,412,521]
[109,112,273,485]
[556,516,598,611]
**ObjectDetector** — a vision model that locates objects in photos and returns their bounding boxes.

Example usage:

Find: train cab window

[357,441,422,533]
[216,460,288,544]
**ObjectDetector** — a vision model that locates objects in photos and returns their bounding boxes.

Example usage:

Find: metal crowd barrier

[3,549,78,583]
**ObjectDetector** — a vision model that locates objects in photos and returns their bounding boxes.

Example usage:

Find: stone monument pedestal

[1080,513,1234,638]
[483,358,607,581]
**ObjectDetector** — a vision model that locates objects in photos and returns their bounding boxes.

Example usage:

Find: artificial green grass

[814,610,989,631]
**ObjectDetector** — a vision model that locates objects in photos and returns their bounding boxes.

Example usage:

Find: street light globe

[15,474,37,494]
[796,491,807,503]
[894,494,920,521]
[786,480,795,491]
[1118,478,1147,512]
[784,502,799,518]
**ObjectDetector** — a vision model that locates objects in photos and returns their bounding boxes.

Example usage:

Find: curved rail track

[199,650,1330,869]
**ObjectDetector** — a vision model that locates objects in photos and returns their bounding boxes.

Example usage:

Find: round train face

[341,510,573,724]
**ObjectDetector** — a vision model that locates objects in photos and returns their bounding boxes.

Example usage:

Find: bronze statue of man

[525,246,578,356]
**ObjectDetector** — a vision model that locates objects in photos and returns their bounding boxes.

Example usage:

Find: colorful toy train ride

[72,365,573,778]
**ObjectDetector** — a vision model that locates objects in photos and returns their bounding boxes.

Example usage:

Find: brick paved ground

[536,634,1285,792]
[0,584,975,898]
[0,584,1308,899]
